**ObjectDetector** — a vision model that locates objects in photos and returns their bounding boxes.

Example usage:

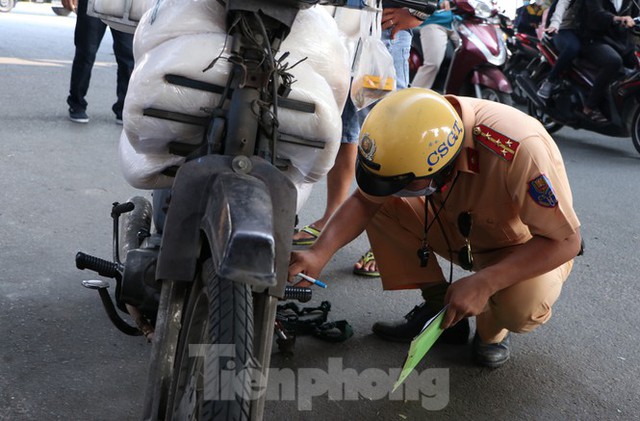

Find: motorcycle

[75,0,438,420]
[408,0,513,104]
[516,24,640,155]
[497,11,540,104]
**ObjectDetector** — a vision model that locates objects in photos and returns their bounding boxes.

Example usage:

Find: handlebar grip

[76,252,120,279]
[283,286,313,303]
[111,201,135,217]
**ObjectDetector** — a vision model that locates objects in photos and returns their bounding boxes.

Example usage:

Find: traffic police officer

[288,88,582,368]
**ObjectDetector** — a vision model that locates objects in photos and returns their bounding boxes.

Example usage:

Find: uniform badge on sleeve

[528,174,558,208]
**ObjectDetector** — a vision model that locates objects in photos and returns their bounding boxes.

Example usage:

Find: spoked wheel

[480,87,514,107]
[527,97,564,134]
[165,258,254,421]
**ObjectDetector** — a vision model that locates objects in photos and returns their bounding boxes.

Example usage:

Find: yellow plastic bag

[350,7,396,110]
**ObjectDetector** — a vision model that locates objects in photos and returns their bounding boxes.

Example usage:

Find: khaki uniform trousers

[366,196,574,342]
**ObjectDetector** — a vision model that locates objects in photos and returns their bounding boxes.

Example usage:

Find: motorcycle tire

[0,0,15,12]
[164,258,254,421]
[527,97,563,134]
[480,87,514,107]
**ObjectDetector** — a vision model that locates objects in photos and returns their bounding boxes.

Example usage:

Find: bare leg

[292,143,357,242]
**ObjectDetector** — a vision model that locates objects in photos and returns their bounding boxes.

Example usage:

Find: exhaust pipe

[515,74,546,110]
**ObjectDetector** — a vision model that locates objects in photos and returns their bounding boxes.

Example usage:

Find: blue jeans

[342,28,412,144]
[67,0,134,117]
[548,29,581,81]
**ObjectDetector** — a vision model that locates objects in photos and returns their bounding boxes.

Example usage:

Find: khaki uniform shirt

[361,95,580,288]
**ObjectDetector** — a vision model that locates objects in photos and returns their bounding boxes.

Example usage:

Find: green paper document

[393,306,447,392]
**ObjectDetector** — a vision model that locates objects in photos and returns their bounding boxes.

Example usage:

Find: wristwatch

[408,8,429,21]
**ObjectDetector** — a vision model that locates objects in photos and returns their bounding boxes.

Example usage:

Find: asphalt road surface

[1,3,640,420]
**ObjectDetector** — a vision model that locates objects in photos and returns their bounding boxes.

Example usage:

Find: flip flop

[353,250,380,277]
[292,225,321,246]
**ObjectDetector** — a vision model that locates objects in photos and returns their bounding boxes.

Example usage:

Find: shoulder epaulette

[472,125,520,162]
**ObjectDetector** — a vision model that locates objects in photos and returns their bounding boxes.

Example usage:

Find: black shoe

[623,67,637,79]
[472,332,510,368]
[536,79,556,100]
[372,302,470,344]
[69,108,89,124]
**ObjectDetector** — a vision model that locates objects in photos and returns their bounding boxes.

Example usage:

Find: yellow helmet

[356,88,464,196]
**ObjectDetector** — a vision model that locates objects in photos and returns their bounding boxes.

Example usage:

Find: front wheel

[165,258,255,420]
[527,97,564,134]
[480,86,514,107]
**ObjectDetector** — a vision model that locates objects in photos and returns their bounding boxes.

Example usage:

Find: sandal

[292,225,321,246]
[353,250,380,277]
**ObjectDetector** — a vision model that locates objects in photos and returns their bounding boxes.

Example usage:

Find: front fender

[156,155,297,295]
[472,66,513,94]
[204,172,276,287]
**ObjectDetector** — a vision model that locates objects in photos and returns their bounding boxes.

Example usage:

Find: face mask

[393,185,437,197]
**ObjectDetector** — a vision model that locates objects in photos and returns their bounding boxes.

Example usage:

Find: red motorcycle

[517,24,640,155]
[409,0,513,104]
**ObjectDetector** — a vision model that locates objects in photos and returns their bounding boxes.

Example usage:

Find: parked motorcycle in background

[516,20,640,154]
[408,0,512,104]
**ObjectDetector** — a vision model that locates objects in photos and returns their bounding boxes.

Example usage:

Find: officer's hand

[288,250,324,288]
[441,274,493,329]
[382,8,422,39]
[545,26,558,34]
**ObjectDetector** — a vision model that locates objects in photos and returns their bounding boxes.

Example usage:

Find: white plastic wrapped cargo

[88,0,152,33]
[120,5,351,212]
[119,131,180,189]
[132,0,225,59]
[123,33,232,154]
[279,7,351,110]
[132,1,349,109]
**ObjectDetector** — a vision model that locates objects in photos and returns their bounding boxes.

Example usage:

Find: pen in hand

[297,272,327,289]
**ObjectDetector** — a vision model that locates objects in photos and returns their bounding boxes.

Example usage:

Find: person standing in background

[293,6,426,277]
[410,0,456,90]
[62,0,134,124]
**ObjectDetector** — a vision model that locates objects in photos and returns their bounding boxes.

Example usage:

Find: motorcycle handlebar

[316,0,437,13]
